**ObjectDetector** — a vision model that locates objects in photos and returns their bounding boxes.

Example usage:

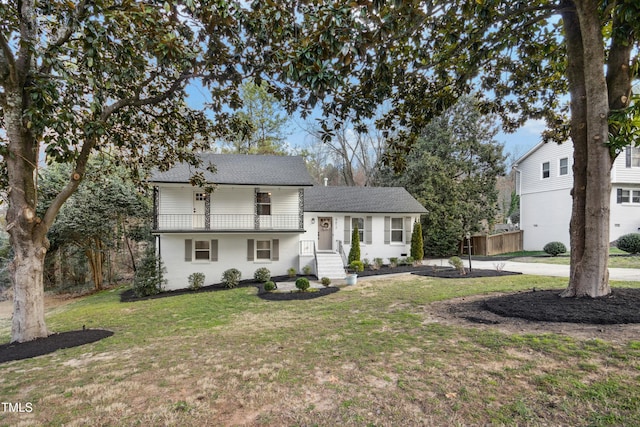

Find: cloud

[521,119,546,135]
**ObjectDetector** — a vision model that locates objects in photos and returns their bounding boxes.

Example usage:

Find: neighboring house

[513,140,640,251]
[150,154,426,290]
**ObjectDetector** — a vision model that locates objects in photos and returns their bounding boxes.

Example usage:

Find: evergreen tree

[410,222,424,262]
[348,226,361,264]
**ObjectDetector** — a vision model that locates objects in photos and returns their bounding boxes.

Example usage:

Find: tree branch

[39,0,88,75]
[0,32,16,86]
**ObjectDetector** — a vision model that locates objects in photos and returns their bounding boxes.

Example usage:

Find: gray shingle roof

[149,153,314,186]
[304,186,427,214]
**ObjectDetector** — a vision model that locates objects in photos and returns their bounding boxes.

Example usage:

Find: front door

[193,192,205,229]
[318,217,333,250]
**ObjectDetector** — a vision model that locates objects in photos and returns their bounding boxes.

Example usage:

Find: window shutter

[405,217,412,244]
[617,188,623,204]
[626,147,632,168]
[344,216,351,244]
[185,239,192,262]
[210,239,218,261]
[384,216,390,244]
[365,216,373,244]
[272,239,279,261]
[247,239,254,261]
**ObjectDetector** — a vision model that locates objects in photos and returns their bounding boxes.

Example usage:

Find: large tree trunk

[5,86,50,342]
[562,1,612,297]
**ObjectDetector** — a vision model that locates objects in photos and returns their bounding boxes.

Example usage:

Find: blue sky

[186,82,543,165]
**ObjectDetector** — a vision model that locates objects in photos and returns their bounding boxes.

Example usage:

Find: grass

[1,275,640,426]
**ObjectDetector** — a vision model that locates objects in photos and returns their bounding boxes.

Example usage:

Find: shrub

[373,258,384,270]
[349,260,364,272]
[448,256,466,275]
[362,258,371,269]
[302,265,312,275]
[543,241,567,257]
[221,268,242,288]
[410,221,424,262]
[321,277,331,287]
[616,233,640,254]
[287,267,297,278]
[295,277,310,292]
[188,272,205,290]
[399,256,414,266]
[132,248,166,297]
[253,267,271,282]
[348,226,361,264]
[389,257,398,268]
[263,281,276,292]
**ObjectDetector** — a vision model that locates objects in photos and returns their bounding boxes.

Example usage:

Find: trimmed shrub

[188,272,205,290]
[543,241,567,257]
[263,281,276,292]
[132,248,166,297]
[321,277,331,287]
[348,225,361,264]
[410,221,424,262]
[389,257,398,268]
[254,267,271,282]
[287,267,297,278]
[302,265,312,275]
[372,258,383,270]
[295,277,310,292]
[362,258,371,269]
[221,268,242,288]
[349,260,364,272]
[448,256,466,275]
[616,233,640,255]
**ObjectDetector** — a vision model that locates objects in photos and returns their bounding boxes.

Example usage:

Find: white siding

[520,189,572,250]
[159,187,193,215]
[159,233,300,290]
[612,148,640,184]
[210,187,253,215]
[610,185,640,240]
[302,212,422,263]
[516,141,573,195]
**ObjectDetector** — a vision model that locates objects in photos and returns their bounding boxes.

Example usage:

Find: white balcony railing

[154,214,301,231]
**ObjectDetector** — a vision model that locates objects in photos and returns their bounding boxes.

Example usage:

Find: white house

[513,141,640,251]
[150,154,426,290]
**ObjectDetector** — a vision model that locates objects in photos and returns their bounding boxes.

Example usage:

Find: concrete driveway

[425,259,640,282]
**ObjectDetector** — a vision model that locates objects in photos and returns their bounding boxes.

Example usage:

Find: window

[542,162,550,179]
[391,218,404,242]
[632,147,640,167]
[256,240,271,259]
[351,217,364,242]
[195,192,206,201]
[617,189,640,204]
[559,158,569,176]
[257,192,271,215]
[194,240,210,260]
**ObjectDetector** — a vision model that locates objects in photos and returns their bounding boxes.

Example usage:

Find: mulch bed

[412,267,522,279]
[0,329,114,364]
[120,275,317,302]
[257,286,340,301]
[484,288,640,324]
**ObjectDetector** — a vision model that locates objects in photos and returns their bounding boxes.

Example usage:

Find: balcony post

[205,193,211,230]
[298,188,304,230]
[153,186,159,230]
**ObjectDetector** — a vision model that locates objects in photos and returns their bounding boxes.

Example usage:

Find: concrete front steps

[315,252,346,279]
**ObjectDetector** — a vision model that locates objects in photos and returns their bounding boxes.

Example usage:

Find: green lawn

[1,276,640,426]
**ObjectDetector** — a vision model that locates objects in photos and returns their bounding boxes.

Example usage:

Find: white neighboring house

[513,140,640,251]
[150,154,426,290]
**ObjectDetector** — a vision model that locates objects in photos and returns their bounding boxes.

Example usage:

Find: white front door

[318,217,333,250]
[193,192,205,229]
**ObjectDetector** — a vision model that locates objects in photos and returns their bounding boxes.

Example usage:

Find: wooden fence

[461,230,523,256]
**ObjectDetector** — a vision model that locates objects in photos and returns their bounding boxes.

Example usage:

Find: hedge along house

[150,154,427,290]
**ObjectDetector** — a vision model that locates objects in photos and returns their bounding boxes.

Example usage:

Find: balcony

[153,214,303,232]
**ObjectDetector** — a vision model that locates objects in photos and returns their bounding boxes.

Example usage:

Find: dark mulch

[356,264,437,277]
[412,267,522,279]
[120,275,317,302]
[257,286,340,301]
[0,329,114,364]
[484,288,640,324]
